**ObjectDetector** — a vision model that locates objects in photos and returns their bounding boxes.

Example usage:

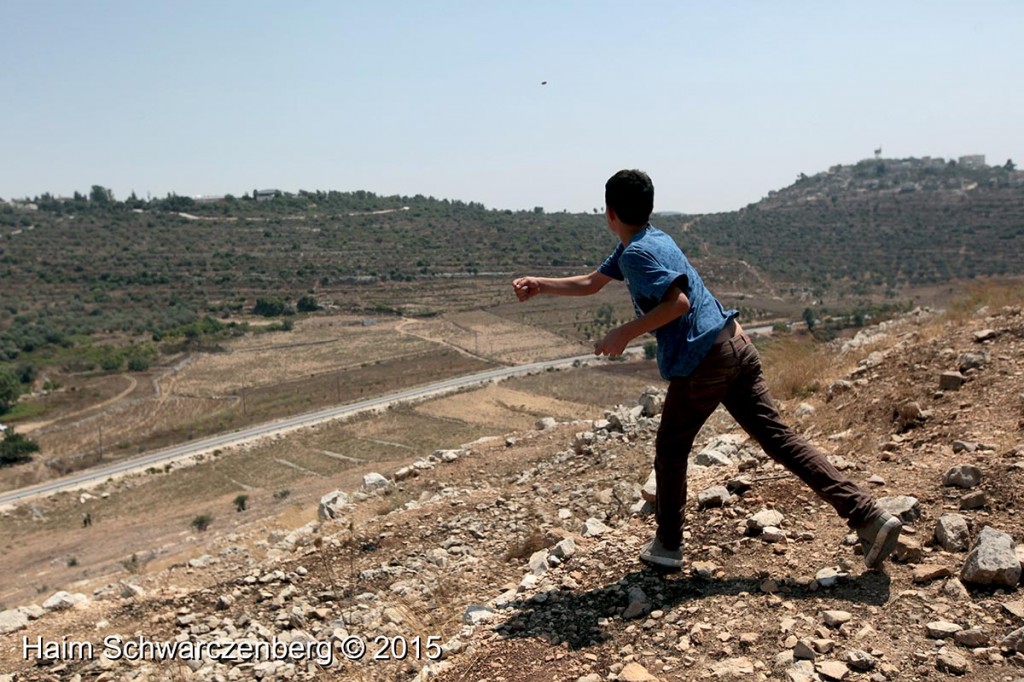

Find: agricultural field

[1,291,670,495]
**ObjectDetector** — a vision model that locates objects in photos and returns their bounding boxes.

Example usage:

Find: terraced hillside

[691,158,1024,294]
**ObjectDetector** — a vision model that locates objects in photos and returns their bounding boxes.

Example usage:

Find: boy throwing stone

[513,169,901,570]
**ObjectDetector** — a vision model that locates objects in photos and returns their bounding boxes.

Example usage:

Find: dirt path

[18,375,138,434]
[395,317,499,365]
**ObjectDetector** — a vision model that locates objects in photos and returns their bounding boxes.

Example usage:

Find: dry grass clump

[759,336,836,400]
[503,530,548,562]
[943,279,1024,322]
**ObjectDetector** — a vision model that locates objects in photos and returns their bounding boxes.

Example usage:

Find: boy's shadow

[495,568,891,650]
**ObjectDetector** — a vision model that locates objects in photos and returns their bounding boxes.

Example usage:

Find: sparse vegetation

[0,427,39,467]
[0,367,20,413]
[758,336,834,400]
[120,553,143,574]
[233,494,248,512]
[191,514,213,532]
[944,280,1024,322]
[503,530,548,562]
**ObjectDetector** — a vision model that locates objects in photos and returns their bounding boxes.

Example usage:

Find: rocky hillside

[2,303,1024,682]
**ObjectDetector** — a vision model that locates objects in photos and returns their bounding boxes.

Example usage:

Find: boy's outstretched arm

[594,285,690,357]
[513,271,612,301]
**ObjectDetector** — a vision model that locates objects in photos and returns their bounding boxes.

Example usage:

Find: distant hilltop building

[958,154,986,169]
[254,189,281,201]
[193,194,225,204]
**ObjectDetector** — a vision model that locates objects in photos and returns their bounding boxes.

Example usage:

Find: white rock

[188,554,217,569]
[551,537,576,560]
[695,448,733,467]
[361,472,391,492]
[815,567,846,588]
[710,656,754,678]
[925,620,963,639]
[747,509,785,533]
[961,526,1022,587]
[317,490,350,521]
[795,403,816,418]
[393,466,417,481]
[463,604,495,625]
[821,610,852,628]
[581,518,611,537]
[698,486,732,509]
[935,514,970,552]
[0,609,28,635]
[119,583,145,599]
[528,549,550,576]
[935,648,970,675]
[816,660,849,681]
[42,591,88,611]
[786,660,817,682]
[876,495,921,523]
[619,662,659,681]
[639,387,665,417]
[845,649,875,671]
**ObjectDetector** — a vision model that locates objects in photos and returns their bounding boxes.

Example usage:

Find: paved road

[0,324,776,508]
[0,350,633,508]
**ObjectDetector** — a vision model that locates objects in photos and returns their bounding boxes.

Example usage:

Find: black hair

[605,169,654,227]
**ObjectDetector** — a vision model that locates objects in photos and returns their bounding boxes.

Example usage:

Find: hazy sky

[2,1,1021,214]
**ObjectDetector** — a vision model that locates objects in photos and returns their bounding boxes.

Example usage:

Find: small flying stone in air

[541,81,547,85]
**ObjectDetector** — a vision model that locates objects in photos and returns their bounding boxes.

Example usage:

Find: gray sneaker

[856,511,902,569]
[639,536,683,569]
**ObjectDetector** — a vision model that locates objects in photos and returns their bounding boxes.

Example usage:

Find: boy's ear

[605,205,617,223]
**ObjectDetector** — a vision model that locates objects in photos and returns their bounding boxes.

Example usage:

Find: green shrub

[0,367,19,412]
[99,353,124,372]
[191,514,213,532]
[296,295,320,312]
[253,297,293,317]
[126,354,151,372]
[0,428,39,467]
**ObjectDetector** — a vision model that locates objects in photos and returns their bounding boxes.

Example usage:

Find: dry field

[397,310,584,365]
[1,315,501,491]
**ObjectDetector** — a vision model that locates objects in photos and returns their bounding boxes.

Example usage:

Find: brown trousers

[654,333,879,549]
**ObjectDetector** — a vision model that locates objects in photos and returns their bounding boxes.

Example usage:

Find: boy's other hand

[513,277,540,302]
[595,327,629,357]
